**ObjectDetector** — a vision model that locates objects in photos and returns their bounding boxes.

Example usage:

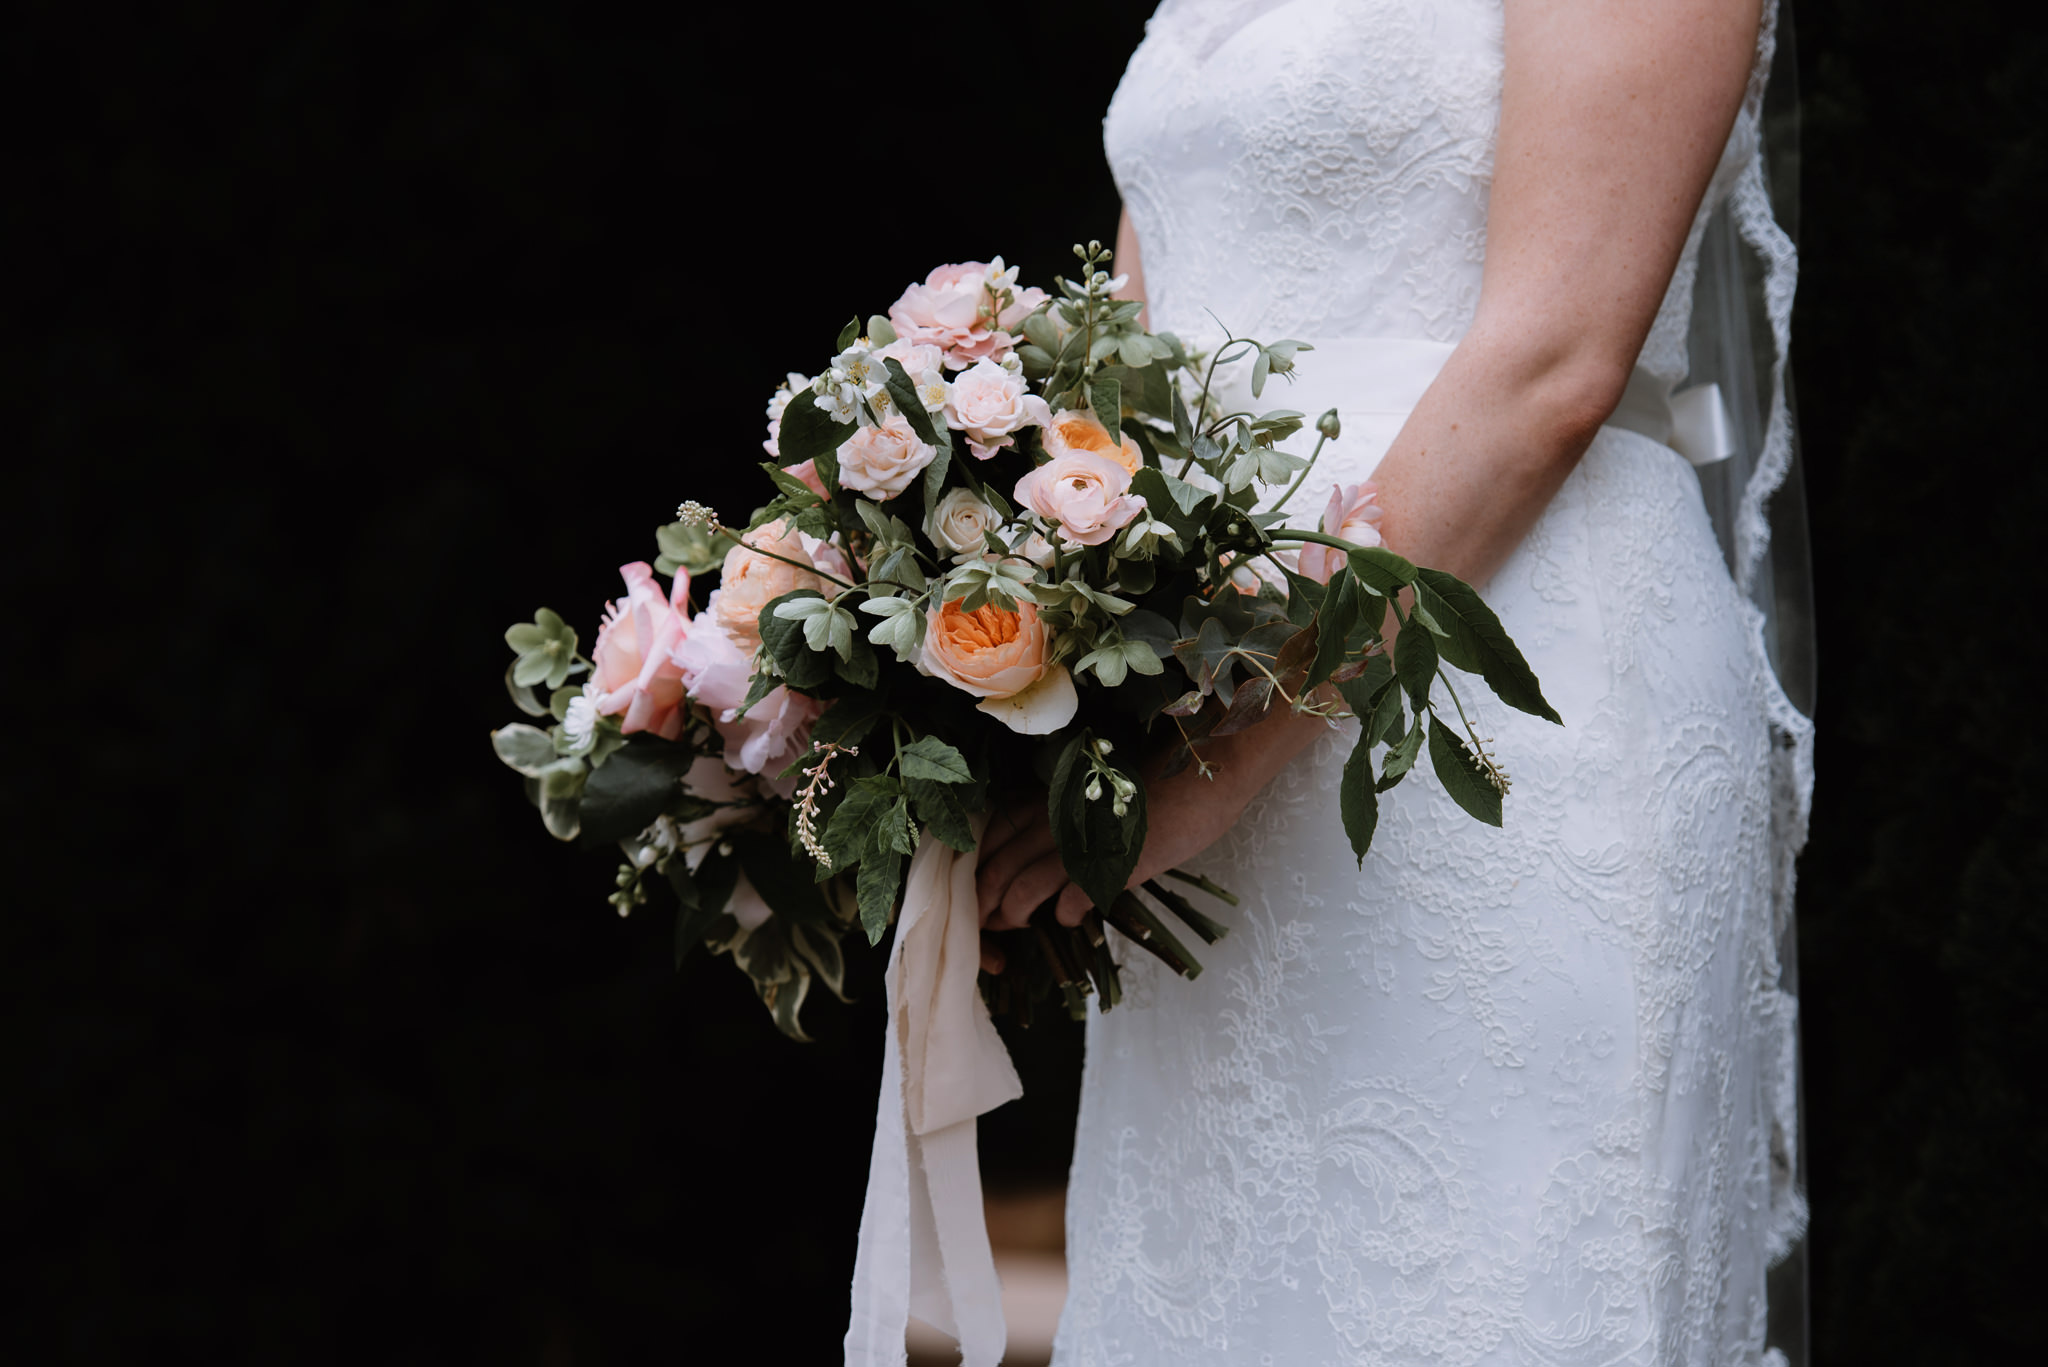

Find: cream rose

[712,518,835,657]
[919,596,1077,734]
[590,562,691,739]
[836,414,936,499]
[1041,408,1143,476]
[1297,482,1386,584]
[944,357,1051,459]
[927,487,1002,560]
[1014,450,1148,547]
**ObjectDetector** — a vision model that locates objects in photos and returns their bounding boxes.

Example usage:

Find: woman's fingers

[1055,882,1093,926]
[976,794,1043,864]
[976,818,1058,921]
[979,932,1006,976]
[996,850,1071,930]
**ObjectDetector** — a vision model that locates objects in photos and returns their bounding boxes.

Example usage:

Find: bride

[973,0,1810,1362]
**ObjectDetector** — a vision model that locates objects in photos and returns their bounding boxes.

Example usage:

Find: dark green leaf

[880,796,918,856]
[1090,375,1122,431]
[758,590,834,690]
[1048,732,1147,911]
[810,692,885,750]
[1340,735,1379,866]
[1412,568,1561,724]
[835,628,879,689]
[899,736,973,784]
[857,847,904,944]
[908,776,976,852]
[824,775,901,875]
[577,737,697,845]
[881,358,944,450]
[1377,714,1424,790]
[1346,545,1418,592]
[670,852,738,967]
[1428,714,1503,827]
[775,388,854,476]
[1307,570,1359,689]
[836,317,861,351]
[1395,615,1438,709]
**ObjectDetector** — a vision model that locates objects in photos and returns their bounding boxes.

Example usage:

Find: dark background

[13,1,2044,1361]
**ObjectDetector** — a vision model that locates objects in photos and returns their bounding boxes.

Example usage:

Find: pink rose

[712,518,838,657]
[887,260,1048,369]
[591,562,691,740]
[672,605,824,795]
[944,357,1052,459]
[1041,408,1143,476]
[1298,482,1385,584]
[836,414,936,500]
[919,596,1077,735]
[1014,450,1147,547]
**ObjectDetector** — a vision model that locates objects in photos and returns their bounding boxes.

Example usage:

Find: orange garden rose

[919,596,1078,734]
[712,517,839,656]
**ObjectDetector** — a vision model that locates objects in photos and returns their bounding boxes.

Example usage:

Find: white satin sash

[845,816,1022,1367]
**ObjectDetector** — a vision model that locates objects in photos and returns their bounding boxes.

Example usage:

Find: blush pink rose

[1014,450,1147,547]
[1040,408,1143,476]
[1297,482,1386,584]
[944,357,1052,459]
[712,518,838,656]
[672,605,823,795]
[887,261,1048,369]
[836,414,936,499]
[591,562,691,740]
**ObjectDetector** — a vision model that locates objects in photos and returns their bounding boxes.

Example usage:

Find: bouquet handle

[845,817,1022,1367]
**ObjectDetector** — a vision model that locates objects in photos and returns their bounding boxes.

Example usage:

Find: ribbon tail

[911,1120,1007,1367]
[844,1015,911,1367]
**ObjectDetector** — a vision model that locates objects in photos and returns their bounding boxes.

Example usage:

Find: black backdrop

[14,2,2044,1362]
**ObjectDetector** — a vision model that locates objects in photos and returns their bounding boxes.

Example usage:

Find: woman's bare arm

[979,0,1764,933]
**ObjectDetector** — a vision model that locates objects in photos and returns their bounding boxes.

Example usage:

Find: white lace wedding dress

[1054,3,1809,1363]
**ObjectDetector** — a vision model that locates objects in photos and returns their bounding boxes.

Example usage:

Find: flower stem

[1269,431,1330,514]
[716,528,858,590]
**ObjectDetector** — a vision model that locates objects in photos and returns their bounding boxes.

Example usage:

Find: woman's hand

[975,706,1332,942]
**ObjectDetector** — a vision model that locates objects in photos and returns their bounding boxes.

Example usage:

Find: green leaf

[907,776,976,852]
[775,387,855,474]
[824,775,901,874]
[810,692,885,750]
[1346,546,1419,593]
[654,520,725,577]
[492,724,557,775]
[790,919,852,1002]
[1340,734,1379,865]
[757,590,834,689]
[899,736,973,784]
[578,737,697,845]
[1412,568,1561,724]
[1377,714,1424,790]
[1307,570,1360,689]
[1428,714,1503,827]
[881,357,945,451]
[866,314,896,346]
[1048,732,1148,912]
[1129,467,1212,543]
[671,854,737,969]
[857,846,904,944]
[1090,375,1122,430]
[504,663,549,717]
[836,317,861,351]
[1395,615,1438,709]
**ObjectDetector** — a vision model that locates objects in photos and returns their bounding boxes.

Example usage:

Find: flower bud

[1317,408,1342,440]
[1094,738,1115,757]
[1085,777,1103,801]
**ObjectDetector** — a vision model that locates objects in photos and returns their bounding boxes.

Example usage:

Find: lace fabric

[1056,3,1812,1363]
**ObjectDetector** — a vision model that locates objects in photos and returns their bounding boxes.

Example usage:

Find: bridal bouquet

[492,243,1557,1037]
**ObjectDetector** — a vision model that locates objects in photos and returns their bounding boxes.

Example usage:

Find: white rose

[944,357,1052,460]
[928,487,1002,560]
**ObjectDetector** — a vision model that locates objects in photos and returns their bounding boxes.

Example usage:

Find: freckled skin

[976,0,1765,962]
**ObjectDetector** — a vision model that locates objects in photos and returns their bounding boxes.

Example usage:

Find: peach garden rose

[711,518,840,657]
[1040,408,1143,476]
[919,596,1078,734]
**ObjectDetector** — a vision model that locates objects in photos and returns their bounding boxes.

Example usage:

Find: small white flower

[563,690,600,751]
[915,367,950,414]
[983,256,1020,293]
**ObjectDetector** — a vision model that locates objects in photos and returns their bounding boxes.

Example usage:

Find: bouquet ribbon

[845,814,1022,1367]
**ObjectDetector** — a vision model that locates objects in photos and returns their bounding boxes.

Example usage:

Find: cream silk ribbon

[845,816,1023,1367]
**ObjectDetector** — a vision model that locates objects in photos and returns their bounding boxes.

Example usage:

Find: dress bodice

[1104,0,1768,383]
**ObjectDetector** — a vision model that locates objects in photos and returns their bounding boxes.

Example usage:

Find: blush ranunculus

[1040,408,1143,476]
[886,260,1048,370]
[591,562,691,739]
[919,596,1077,735]
[835,414,936,500]
[712,518,836,657]
[1014,450,1148,547]
[944,357,1052,459]
[1297,482,1386,584]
